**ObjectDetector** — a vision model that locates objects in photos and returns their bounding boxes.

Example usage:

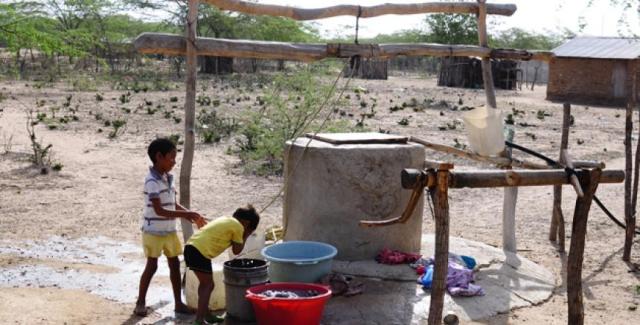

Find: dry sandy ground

[1,74,639,324]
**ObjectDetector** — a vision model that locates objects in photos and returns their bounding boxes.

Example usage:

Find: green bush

[197,109,238,144]
[234,70,350,176]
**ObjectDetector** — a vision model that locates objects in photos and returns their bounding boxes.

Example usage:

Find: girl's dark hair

[148,138,176,163]
[233,204,260,230]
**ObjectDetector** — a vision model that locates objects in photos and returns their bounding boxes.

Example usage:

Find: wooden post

[624,60,638,261]
[632,60,639,224]
[478,0,517,252]
[550,103,571,250]
[567,168,602,325]
[476,0,497,108]
[503,128,517,252]
[178,0,198,242]
[428,165,452,325]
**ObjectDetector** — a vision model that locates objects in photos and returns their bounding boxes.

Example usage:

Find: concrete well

[283,133,425,261]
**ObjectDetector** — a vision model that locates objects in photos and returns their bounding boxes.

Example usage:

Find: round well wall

[283,136,425,261]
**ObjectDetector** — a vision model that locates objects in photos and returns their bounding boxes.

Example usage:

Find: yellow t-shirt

[188,216,244,259]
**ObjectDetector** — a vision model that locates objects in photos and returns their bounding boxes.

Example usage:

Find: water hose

[505,141,640,235]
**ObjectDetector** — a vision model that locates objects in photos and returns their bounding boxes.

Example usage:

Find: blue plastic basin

[261,241,337,283]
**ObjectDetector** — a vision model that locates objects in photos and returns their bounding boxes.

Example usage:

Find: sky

[254,0,640,38]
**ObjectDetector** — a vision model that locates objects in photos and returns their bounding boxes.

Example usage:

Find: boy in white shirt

[135,138,206,317]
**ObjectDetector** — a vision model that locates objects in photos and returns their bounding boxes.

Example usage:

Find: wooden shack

[438,57,519,90]
[343,57,389,80]
[547,37,640,106]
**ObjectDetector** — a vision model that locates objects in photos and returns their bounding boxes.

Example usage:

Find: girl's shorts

[184,244,212,274]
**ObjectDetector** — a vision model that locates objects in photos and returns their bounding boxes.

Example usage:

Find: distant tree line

[0,1,576,78]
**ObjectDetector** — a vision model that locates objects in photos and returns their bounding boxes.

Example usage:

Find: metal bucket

[223,258,268,322]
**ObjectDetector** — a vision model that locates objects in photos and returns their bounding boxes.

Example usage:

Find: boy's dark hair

[233,204,260,230]
[148,138,176,163]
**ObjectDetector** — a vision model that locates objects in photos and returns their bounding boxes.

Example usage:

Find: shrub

[197,109,238,144]
[26,111,58,173]
[108,119,127,138]
[234,70,350,176]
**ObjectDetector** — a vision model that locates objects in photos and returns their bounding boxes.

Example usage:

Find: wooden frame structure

[360,165,623,325]
[133,0,630,324]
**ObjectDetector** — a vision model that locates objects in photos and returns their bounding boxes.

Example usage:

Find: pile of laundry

[375,248,421,264]
[259,289,321,298]
[376,248,484,297]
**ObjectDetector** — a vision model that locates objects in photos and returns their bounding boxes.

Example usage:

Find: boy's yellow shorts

[142,232,182,258]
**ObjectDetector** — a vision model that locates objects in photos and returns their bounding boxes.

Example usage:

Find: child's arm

[150,198,202,223]
[175,200,207,228]
[230,229,254,255]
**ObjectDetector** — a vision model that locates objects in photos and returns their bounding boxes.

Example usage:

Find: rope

[355,6,362,45]
[505,141,640,235]
[259,59,357,220]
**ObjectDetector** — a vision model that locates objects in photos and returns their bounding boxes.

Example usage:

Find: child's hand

[186,212,204,225]
[194,216,207,229]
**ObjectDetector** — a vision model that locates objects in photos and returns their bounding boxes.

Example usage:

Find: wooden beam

[448,169,624,189]
[567,168,602,325]
[178,0,198,242]
[428,166,452,325]
[133,33,552,62]
[202,0,517,20]
[409,137,549,170]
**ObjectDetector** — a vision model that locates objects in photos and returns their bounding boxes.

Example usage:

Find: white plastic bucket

[185,263,225,310]
[228,231,266,260]
[462,106,505,156]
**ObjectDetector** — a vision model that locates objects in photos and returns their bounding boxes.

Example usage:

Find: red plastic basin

[245,282,332,325]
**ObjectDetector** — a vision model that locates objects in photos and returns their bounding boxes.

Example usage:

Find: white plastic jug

[462,106,505,156]
[228,231,265,260]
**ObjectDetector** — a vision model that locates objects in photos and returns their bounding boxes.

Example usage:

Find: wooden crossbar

[134,33,552,62]
[201,0,517,20]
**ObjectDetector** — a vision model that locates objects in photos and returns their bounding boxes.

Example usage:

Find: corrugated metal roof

[552,37,640,60]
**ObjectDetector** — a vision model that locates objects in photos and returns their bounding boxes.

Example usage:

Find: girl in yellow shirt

[184,205,260,324]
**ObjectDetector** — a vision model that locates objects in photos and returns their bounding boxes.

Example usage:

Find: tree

[424,13,478,45]
[490,28,565,50]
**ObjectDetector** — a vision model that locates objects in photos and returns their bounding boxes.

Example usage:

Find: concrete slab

[323,235,555,324]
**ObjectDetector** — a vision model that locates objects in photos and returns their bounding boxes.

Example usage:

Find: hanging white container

[462,106,506,156]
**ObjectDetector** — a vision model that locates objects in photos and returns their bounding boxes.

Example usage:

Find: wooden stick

[551,103,571,249]
[201,0,517,20]
[134,33,553,62]
[409,136,548,169]
[573,160,605,169]
[178,0,198,242]
[562,150,584,198]
[448,169,623,188]
[428,166,452,325]
[477,0,497,109]
[567,168,602,325]
[624,60,638,261]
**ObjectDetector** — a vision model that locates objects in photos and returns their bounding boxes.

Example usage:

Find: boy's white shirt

[141,167,177,235]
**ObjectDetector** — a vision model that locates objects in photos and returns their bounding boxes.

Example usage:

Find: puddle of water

[0,235,177,318]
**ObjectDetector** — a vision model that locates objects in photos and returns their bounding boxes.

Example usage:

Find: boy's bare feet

[134,304,148,317]
[175,302,196,314]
